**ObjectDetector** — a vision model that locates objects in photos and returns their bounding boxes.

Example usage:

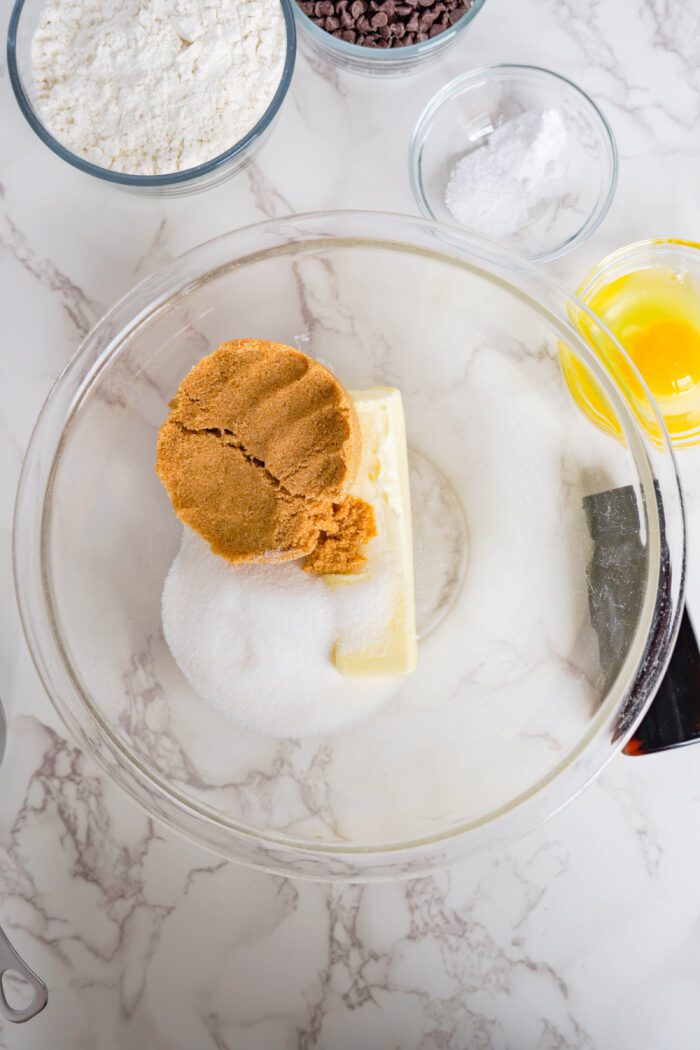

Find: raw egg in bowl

[561,240,700,448]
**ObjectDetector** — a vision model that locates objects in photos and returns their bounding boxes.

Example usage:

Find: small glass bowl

[563,239,700,449]
[293,0,487,76]
[7,0,297,198]
[409,64,618,262]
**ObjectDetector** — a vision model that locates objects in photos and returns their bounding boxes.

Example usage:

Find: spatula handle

[624,606,700,755]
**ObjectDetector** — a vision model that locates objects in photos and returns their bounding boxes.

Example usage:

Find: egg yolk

[626,318,700,398]
[561,266,700,447]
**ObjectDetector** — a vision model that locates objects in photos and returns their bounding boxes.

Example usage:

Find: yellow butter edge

[330,387,417,676]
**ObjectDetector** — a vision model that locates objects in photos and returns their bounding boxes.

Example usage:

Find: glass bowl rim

[293,0,487,62]
[12,210,685,875]
[577,238,700,300]
[408,63,619,264]
[6,0,297,187]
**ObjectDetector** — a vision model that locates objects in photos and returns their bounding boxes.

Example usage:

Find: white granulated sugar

[31,0,286,175]
[162,528,399,738]
[444,108,568,237]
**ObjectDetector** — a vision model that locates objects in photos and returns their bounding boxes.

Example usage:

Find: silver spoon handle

[0,924,48,1023]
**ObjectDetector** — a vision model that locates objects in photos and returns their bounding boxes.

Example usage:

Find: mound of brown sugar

[304,496,377,575]
[156,339,375,571]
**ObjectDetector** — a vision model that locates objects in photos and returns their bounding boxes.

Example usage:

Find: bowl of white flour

[7,0,296,195]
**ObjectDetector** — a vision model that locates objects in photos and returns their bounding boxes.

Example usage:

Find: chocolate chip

[297,0,473,47]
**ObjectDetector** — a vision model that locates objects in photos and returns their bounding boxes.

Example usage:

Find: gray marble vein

[0,212,100,337]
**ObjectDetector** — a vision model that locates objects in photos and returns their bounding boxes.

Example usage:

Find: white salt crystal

[444,108,568,237]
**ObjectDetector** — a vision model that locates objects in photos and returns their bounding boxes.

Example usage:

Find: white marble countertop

[2,0,700,1045]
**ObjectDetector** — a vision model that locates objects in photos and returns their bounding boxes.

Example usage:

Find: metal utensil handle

[0,924,48,1023]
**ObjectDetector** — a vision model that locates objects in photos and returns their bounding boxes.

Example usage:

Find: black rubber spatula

[584,484,700,755]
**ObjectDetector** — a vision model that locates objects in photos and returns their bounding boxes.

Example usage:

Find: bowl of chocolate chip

[293,0,487,74]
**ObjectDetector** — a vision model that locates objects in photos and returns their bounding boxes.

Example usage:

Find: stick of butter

[325,387,417,677]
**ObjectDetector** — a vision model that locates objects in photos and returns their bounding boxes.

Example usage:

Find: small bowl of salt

[409,64,618,263]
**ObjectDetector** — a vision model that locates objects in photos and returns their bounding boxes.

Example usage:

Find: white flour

[162,528,399,738]
[31,0,286,175]
[444,108,567,236]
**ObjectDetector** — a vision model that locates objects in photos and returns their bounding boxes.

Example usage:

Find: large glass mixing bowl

[13,213,685,880]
